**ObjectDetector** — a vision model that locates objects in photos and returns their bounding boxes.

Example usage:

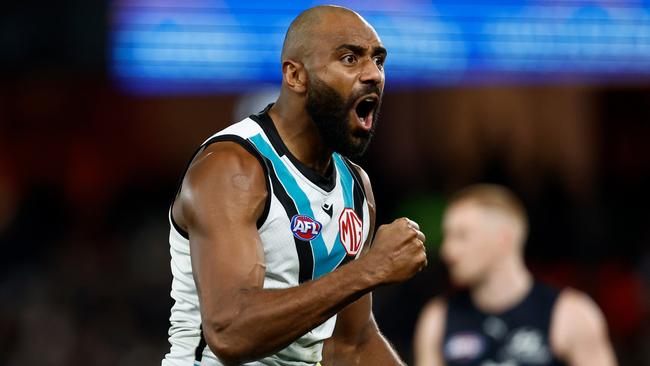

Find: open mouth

[354,95,379,130]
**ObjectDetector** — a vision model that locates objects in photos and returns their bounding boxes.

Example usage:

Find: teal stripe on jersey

[249,134,350,280]
[313,156,355,278]
[320,154,358,277]
[333,154,354,207]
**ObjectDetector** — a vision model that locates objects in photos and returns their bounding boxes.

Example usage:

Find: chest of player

[251,138,369,284]
[444,317,556,366]
[443,290,565,366]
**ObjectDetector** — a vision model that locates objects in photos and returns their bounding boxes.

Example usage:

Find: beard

[305,74,381,159]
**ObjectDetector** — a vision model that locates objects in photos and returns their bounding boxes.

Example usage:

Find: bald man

[162,6,427,366]
[413,184,617,366]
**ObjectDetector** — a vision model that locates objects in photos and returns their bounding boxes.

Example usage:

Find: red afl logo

[339,208,363,256]
[291,215,322,241]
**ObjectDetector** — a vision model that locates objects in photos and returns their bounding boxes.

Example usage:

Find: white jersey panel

[164,111,370,366]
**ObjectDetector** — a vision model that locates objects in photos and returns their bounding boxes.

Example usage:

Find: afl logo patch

[290,215,322,241]
[339,208,363,256]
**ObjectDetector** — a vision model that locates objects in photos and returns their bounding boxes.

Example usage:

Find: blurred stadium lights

[110,0,650,95]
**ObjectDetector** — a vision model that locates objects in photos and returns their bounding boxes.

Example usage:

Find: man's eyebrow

[335,44,388,57]
[373,46,387,57]
[335,44,367,55]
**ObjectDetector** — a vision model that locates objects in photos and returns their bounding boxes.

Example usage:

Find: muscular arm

[173,143,427,365]
[322,294,404,365]
[550,288,617,366]
[322,164,410,365]
[413,299,447,366]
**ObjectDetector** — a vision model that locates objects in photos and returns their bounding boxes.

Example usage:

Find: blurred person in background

[163,5,427,366]
[413,184,616,366]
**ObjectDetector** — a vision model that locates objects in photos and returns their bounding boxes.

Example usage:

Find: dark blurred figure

[413,184,616,366]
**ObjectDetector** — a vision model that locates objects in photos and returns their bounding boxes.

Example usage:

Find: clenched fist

[360,217,428,285]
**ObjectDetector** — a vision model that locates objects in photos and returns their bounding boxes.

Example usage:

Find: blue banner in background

[110,1,650,94]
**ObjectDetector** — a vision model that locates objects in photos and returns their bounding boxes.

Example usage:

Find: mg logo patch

[290,214,322,241]
[339,208,363,255]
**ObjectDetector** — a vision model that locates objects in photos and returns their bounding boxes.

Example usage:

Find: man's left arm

[550,288,617,366]
[321,162,406,365]
[322,293,404,365]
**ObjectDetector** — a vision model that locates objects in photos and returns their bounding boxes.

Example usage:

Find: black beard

[305,75,381,159]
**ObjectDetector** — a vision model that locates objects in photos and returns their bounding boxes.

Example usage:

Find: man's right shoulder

[185,140,267,195]
[189,116,267,174]
[180,141,256,185]
[174,140,269,232]
[204,116,264,143]
[418,297,448,326]
[414,297,448,358]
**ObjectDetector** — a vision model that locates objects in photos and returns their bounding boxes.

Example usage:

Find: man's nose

[440,240,456,263]
[359,58,383,85]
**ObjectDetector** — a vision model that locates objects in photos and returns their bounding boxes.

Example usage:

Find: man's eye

[373,56,385,69]
[342,55,357,64]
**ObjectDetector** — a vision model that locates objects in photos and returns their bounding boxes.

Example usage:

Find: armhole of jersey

[443,292,467,340]
[536,282,562,335]
[169,134,272,240]
[442,296,451,341]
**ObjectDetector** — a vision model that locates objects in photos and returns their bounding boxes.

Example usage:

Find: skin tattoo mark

[232,173,253,191]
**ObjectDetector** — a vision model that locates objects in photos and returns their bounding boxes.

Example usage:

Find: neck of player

[471,255,532,314]
[268,99,333,176]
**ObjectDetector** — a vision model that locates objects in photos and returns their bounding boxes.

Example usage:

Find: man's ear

[282,59,307,93]
[496,219,518,252]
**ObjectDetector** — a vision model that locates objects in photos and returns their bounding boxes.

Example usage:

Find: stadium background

[1,1,649,364]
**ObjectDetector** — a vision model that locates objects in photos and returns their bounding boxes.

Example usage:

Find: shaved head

[275,5,386,159]
[281,5,375,62]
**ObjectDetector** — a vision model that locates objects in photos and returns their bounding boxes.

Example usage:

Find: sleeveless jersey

[162,105,371,366]
[442,283,566,366]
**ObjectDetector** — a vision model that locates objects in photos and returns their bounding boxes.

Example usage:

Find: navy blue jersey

[443,282,566,366]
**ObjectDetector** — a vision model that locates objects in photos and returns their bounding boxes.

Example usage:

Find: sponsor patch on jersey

[444,331,485,362]
[290,214,323,241]
[503,327,552,364]
[339,208,363,256]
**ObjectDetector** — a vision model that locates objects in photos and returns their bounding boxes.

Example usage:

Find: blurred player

[414,184,616,366]
[162,5,427,366]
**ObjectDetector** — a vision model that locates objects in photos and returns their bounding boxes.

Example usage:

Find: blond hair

[448,184,529,244]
